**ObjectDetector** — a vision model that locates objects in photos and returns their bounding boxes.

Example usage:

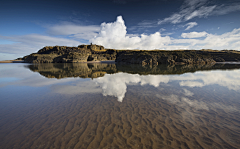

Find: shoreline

[0,60,116,64]
[1,60,240,64]
[0,60,24,63]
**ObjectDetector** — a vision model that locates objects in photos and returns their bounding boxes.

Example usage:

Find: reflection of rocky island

[21,44,240,64]
[26,63,240,79]
[27,63,118,79]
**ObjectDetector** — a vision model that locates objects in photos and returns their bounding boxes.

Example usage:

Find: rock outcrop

[23,44,116,63]
[116,50,240,65]
[22,44,240,64]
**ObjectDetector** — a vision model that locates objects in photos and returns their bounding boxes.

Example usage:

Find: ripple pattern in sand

[0,86,240,149]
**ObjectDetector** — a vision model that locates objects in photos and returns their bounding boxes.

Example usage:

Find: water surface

[0,63,240,149]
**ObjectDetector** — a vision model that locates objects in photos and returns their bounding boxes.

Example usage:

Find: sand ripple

[0,85,240,149]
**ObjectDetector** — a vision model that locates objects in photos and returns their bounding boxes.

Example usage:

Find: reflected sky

[1,63,240,149]
[1,63,240,109]
[93,70,240,102]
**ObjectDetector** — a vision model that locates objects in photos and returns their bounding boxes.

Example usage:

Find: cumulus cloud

[181,31,208,38]
[93,69,240,102]
[184,22,198,30]
[90,16,171,50]
[94,73,170,102]
[94,73,141,102]
[174,28,240,49]
[1,13,240,61]
[158,0,240,24]
[90,16,240,50]
[176,70,240,91]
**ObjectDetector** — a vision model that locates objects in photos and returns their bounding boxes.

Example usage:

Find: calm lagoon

[0,63,240,149]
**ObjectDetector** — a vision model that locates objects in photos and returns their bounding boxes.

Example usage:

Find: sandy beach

[0,60,115,63]
[0,60,24,63]
[0,84,239,149]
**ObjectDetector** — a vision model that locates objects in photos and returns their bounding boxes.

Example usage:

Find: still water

[0,63,240,149]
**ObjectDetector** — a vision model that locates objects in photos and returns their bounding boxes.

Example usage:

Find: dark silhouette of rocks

[26,63,118,79]
[26,63,240,79]
[116,50,240,65]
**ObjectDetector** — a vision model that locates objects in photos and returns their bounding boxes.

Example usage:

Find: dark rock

[116,50,240,65]
[25,63,240,79]
[22,44,240,64]
[23,44,116,63]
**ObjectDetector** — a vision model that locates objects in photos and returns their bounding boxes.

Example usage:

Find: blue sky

[0,0,240,60]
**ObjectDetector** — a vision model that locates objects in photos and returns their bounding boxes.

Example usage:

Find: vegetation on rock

[22,44,240,64]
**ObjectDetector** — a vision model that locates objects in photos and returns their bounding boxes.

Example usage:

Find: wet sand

[0,60,115,63]
[0,84,239,149]
[0,60,24,63]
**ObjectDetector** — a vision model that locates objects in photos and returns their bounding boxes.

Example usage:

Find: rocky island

[20,44,240,65]
[23,44,116,63]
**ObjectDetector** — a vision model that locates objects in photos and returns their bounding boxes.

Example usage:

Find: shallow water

[0,63,240,149]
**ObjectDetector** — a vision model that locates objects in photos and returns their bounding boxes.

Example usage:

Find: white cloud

[181,31,208,38]
[158,0,216,25]
[183,88,194,96]
[1,14,240,61]
[93,69,240,102]
[52,82,101,95]
[179,81,204,87]
[0,34,81,55]
[184,6,216,21]
[90,16,240,50]
[90,16,171,50]
[94,73,141,102]
[175,28,240,49]
[158,0,240,24]
[212,4,240,15]
[93,73,170,102]
[184,22,198,30]
[182,97,209,110]
[47,23,100,40]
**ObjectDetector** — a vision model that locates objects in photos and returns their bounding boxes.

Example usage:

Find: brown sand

[0,60,24,63]
[0,85,239,149]
[0,60,114,63]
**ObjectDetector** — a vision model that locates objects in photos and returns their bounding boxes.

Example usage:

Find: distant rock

[23,44,116,63]
[22,44,240,64]
[116,50,240,65]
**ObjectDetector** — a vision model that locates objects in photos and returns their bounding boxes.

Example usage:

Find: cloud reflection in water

[94,70,240,103]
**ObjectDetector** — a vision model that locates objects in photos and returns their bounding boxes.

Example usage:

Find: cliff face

[23,44,116,63]
[116,50,240,65]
